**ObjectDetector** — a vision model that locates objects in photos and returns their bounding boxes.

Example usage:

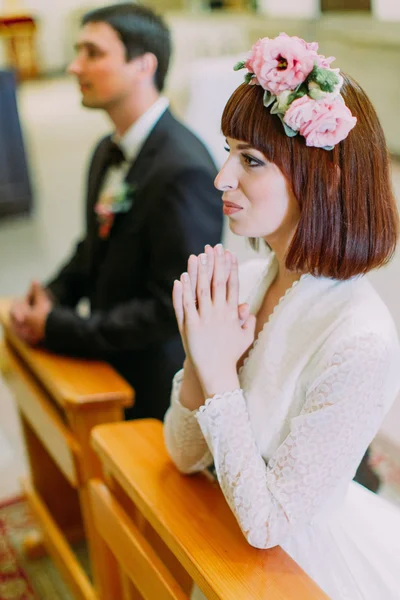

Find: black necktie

[106,140,126,167]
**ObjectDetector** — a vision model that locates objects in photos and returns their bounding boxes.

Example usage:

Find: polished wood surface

[4,344,81,486]
[90,479,188,600]
[92,420,329,600]
[22,478,96,600]
[0,297,134,599]
[0,298,133,409]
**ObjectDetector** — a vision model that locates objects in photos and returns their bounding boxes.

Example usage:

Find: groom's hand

[10,281,53,346]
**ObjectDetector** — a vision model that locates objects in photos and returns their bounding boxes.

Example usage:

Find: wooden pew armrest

[0,297,133,409]
[91,420,328,600]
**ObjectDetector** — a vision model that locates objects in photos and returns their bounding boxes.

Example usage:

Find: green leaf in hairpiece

[307,65,340,93]
[263,90,276,108]
[288,82,308,103]
[276,113,298,138]
[233,60,246,71]
[244,72,255,84]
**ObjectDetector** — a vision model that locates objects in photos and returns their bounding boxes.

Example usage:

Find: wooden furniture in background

[0,14,39,80]
[90,419,329,600]
[321,0,371,10]
[0,298,134,600]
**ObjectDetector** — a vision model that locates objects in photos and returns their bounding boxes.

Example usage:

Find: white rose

[308,81,328,100]
[271,90,293,115]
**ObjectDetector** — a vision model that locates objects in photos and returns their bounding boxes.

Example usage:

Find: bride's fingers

[196,253,212,314]
[227,252,239,308]
[172,280,184,331]
[224,249,231,283]
[238,303,250,326]
[205,244,214,282]
[181,272,199,323]
[212,244,226,306]
[187,254,198,299]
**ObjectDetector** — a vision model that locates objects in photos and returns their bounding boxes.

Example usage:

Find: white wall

[258,0,319,18]
[2,0,180,73]
[373,0,400,21]
[23,0,101,71]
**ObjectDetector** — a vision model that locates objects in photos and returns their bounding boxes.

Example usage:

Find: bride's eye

[242,153,264,168]
[224,146,230,153]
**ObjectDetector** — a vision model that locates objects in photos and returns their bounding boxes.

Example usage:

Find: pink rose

[284,95,357,148]
[301,97,357,148]
[280,32,319,54]
[245,33,317,95]
[283,95,315,132]
[316,54,336,68]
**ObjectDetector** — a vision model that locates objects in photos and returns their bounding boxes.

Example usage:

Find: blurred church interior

[0,0,399,597]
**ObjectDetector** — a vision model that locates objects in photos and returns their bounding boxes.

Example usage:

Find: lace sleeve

[196,333,397,549]
[163,370,213,473]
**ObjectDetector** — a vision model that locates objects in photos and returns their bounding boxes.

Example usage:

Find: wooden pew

[90,419,329,600]
[0,298,134,600]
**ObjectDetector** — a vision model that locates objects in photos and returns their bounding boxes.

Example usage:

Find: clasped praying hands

[173,244,256,399]
[9,281,53,346]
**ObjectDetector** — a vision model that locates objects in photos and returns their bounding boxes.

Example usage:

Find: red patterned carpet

[0,437,399,600]
[0,496,36,600]
[0,496,89,600]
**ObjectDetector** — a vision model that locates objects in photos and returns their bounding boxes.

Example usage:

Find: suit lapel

[114,110,175,230]
[87,137,114,273]
[124,109,175,186]
[91,110,176,246]
[88,136,112,211]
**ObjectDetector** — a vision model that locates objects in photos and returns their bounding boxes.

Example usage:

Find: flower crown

[234,33,357,150]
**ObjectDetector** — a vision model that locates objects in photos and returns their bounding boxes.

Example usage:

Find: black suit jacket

[44,110,223,420]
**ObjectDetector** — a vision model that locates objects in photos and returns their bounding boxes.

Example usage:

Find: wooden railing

[90,419,329,600]
[0,298,134,600]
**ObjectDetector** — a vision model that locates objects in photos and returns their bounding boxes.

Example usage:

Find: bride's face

[214,137,300,245]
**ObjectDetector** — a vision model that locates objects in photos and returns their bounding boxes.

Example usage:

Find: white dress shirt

[99,96,169,201]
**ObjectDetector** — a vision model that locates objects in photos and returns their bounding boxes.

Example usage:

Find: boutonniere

[94,182,136,239]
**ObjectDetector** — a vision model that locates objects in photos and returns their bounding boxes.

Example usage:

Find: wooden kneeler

[89,419,329,600]
[0,298,133,600]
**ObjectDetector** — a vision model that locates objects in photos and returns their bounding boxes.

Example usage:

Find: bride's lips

[223,201,243,216]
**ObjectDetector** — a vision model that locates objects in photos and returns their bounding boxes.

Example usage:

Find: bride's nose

[214,160,238,192]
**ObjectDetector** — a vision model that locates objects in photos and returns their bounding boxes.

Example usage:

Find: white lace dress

[164,254,400,600]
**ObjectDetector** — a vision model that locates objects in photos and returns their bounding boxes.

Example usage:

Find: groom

[10,3,222,421]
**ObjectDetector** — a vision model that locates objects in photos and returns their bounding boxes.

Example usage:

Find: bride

[164,33,400,599]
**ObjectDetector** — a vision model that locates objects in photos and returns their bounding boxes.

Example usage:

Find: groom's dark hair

[82,3,171,92]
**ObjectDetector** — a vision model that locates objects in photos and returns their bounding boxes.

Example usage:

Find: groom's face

[68,21,138,110]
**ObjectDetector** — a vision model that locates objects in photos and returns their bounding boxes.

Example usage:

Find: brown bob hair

[221,74,399,280]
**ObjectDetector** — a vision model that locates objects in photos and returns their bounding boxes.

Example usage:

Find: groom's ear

[130,53,158,82]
